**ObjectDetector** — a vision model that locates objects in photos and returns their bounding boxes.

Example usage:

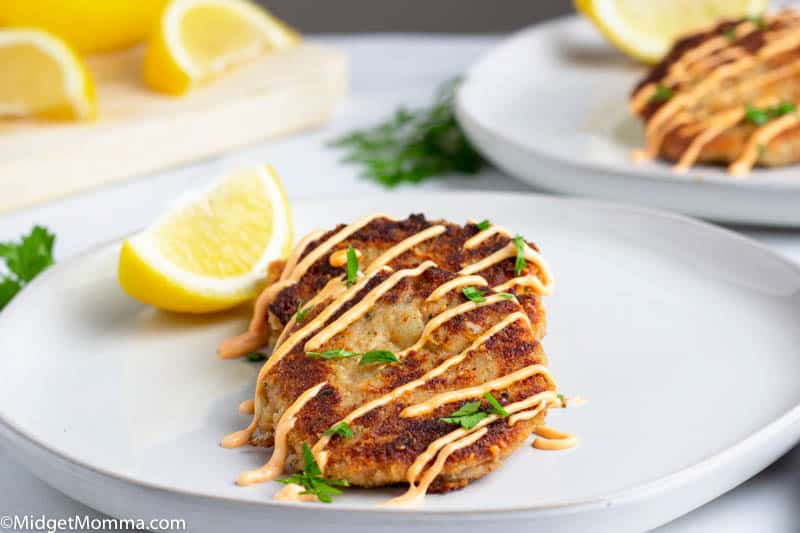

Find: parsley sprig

[745,101,797,126]
[512,235,527,276]
[324,421,353,438]
[440,393,509,429]
[295,301,313,323]
[649,84,673,104]
[330,77,485,186]
[0,226,55,311]
[277,443,349,503]
[345,245,359,287]
[307,349,400,365]
[462,286,486,303]
[476,219,491,231]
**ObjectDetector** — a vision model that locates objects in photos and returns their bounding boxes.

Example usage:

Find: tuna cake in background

[630,9,800,176]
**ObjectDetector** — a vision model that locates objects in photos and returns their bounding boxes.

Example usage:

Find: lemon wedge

[118,164,293,313]
[0,29,96,120]
[143,0,300,95]
[0,0,167,54]
[575,0,768,63]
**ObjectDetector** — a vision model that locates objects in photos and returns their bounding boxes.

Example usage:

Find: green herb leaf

[557,393,566,407]
[307,349,360,360]
[746,101,797,126]
[330,77,485,187]
[723,28,737,42]
[462,286,486,303]
[483,392,509,417]
[358,350,399,365]
[513,235,527,276]
[748,14,766,30]
[497,292,515,300]
[295,301,313,323]
[476,219,491,231]
[277,443,349,503]
[324,421,354,438]
[0,226,56,311]
[649,84,673,104]
[345,245,359,287]
[0,277,21,310]
[245,352,266,362]
[440,400,489,429]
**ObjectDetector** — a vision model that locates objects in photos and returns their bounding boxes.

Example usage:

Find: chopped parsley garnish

[440,401,487,429]
[345,245,358,287]
[745,101,797,126]
[557,393,566,406]
[441,393,509,429]
[497,292,515,299]
[358,350,400,365]
[0,225,55,311]
[329,77,485,187]
[512,235,527,276]
[245,352,266,362]
[295,301,313,323]
[483,392,509,417]
[276,443,349,503]
[748,14,766,30]
[324,421,353,438]
[462,286,486,303]
[723,28,737,42]
[476,219,491,231]
[307,349,400,366]
[649,84,673,104]
[307,349,360,360]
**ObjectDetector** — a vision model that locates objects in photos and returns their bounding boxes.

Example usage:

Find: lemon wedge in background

[144,0,300,95]
[0,29,96,120]
[575,0,768,63]
[118,165,293,313]
[0,0,167,54]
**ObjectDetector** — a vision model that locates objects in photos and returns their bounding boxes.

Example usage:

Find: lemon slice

[0,29,96,120]
[118,164,293,313]
[143,0,300,95]
[575,0,768,63]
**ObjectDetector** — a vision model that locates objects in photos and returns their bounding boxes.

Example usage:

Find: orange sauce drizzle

[217,215,565,506]
[631,13,800,175]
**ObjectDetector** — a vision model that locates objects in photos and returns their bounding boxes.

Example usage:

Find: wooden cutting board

[0,42,348,213]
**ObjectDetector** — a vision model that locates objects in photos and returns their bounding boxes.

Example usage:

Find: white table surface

[1,34,799,533]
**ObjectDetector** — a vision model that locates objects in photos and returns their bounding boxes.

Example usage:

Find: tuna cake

[630,9,800,176]
[219,213,575,506]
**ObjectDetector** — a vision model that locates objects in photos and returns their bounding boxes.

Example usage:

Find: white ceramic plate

[1,193,800,533]
[456,16,800,227]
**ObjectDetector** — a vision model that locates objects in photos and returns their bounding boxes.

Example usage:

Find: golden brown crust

[632,11,800,169]
[253,262,551,491]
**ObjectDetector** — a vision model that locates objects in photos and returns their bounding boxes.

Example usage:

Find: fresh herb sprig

[462,286,486,303]
[307,349,400,366]
[0,226,55,311]
[324,421,353,438]
[277,443,349,503]
[330,77,485,186]
[245,352,266,362]
[649,84,673,104]
[440,393,509,429]
[345,245,359,287]
[745,101,797,126]
[295,301,313,323]
[476,219,491,231]
[513,235,527,276]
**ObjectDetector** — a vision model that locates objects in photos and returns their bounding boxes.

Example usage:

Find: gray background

[257,0,575,32]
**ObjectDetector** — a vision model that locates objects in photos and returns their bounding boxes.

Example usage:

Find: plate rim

[2,191,800,517]
[456,15,800,191]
